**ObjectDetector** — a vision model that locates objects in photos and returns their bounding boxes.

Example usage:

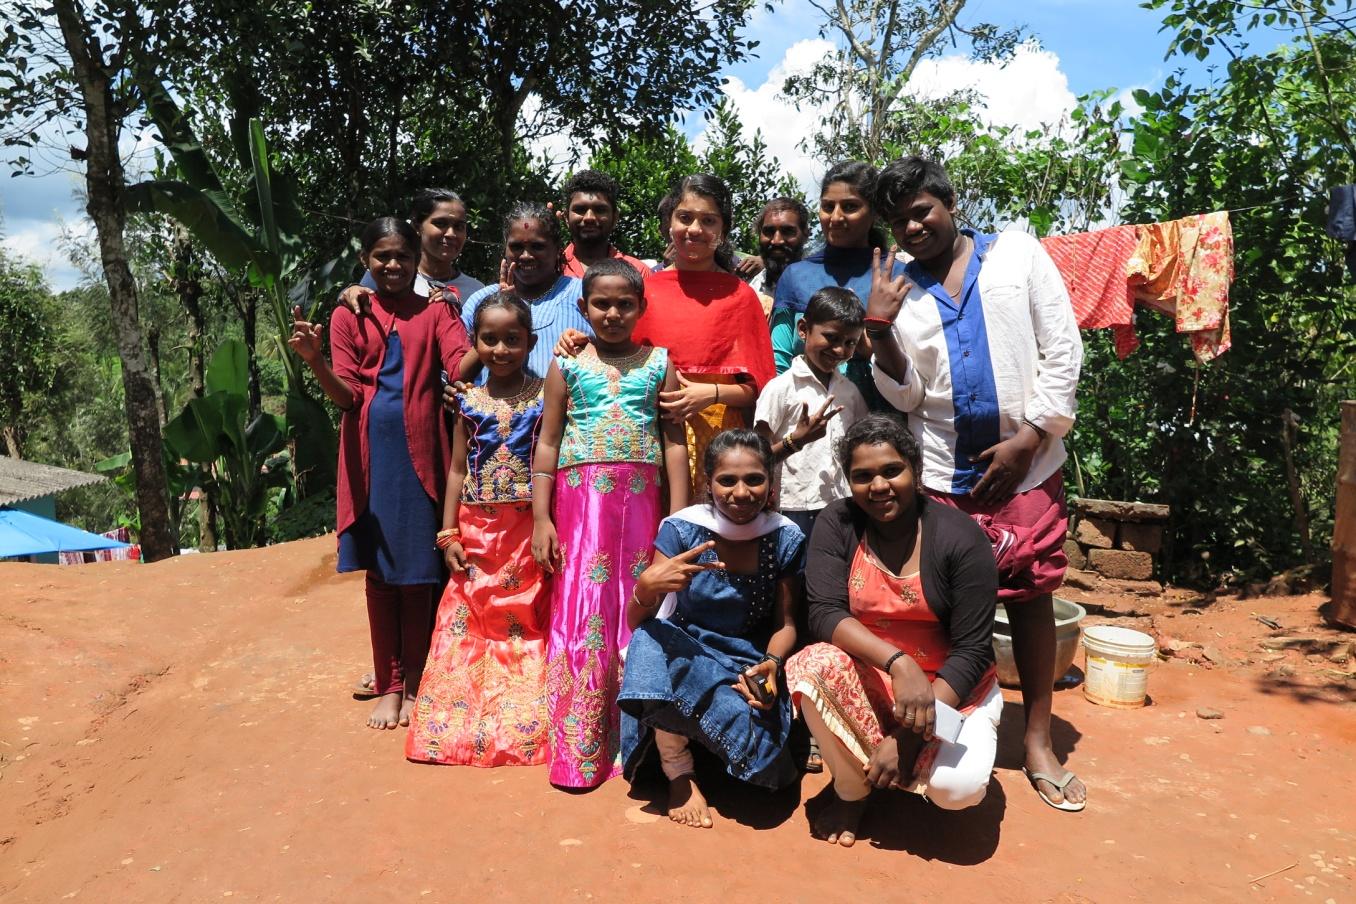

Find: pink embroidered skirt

[545,462,661,787]
[406,502,549,767]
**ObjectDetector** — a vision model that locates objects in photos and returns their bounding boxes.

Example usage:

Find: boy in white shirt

[755,287,870,541]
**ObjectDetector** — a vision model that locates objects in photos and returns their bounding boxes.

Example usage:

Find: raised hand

[554,328,590,358]
[498,259,517,291]
[442,379,470,413]
[864,246,911,324]
[787,396,843,451]
[287,305,324,364]
[735,254,764,280]
[635,540,725,601]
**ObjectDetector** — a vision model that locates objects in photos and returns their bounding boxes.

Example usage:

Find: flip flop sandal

[804,738,824,774]
[1022,767,1086,812]
[352,673,378,699]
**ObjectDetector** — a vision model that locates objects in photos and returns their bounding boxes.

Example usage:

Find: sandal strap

[1026,770,1075,791]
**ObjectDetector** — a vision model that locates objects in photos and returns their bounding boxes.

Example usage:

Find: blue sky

[0,0,1276,291]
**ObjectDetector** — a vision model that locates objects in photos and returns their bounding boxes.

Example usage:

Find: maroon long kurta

[330,291,469,537]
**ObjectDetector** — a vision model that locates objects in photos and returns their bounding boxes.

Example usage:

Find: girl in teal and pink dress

[531,259,692,788]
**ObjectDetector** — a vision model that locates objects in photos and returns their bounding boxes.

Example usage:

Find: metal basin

[992,597,1086,689]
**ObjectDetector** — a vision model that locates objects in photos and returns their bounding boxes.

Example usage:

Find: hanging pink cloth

[1041,225,1140,357]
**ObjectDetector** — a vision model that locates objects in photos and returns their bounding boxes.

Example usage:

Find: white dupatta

[654,504,796,619]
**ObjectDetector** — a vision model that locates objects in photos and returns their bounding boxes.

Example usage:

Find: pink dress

[544,346,671,787]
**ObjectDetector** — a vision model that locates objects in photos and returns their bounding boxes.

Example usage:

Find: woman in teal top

[771,161,905,410]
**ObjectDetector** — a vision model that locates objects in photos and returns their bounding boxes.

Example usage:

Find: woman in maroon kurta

[291,217,468,730]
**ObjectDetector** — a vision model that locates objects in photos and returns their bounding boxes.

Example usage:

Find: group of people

[288,155,1086,846]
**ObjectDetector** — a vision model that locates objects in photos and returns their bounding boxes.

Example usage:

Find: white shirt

[873,228,1082,496]
[755,355,869,511]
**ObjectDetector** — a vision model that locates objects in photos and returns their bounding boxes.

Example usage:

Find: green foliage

[876,90,1124,236]
[162,339,289,548]
[783,0,1024,163]
[589,100,802,259]
[1065,1,1356,583]
[0,253,60,454]
[697,100,804,253]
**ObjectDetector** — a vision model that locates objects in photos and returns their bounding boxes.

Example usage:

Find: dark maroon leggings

[365,575,435,695]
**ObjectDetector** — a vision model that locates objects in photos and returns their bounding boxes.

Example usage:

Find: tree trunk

[53,0,176,562]
[172,228,218,550]
[1,424,22,459]
[147,325,170,428]
[1332,401,1356,628]
[242,289,261,420]
[174,227,207,399]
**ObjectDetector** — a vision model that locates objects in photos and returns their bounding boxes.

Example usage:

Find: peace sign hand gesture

[287,305,324,364]
[787,396,843,451]
[634,540,725,602]
[865,246,911,325]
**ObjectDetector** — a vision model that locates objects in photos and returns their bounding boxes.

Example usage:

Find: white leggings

[805,682,1004,811]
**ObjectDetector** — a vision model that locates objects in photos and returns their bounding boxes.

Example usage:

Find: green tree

[1067,0,1356,583]
[785,0,1023,162]
[589,101,802,260]
[0,252,60,458]
[0,0,178,560]
[698,100,803,252]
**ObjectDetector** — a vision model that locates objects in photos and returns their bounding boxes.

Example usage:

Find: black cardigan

[805,495,998,702]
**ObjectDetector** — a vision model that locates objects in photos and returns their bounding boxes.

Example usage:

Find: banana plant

[162,339,289,549]
[124,70,347,500]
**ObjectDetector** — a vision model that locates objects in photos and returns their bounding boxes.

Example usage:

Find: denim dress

[618,518,806,790]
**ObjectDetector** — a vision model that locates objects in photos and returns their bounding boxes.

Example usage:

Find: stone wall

[1064,498,1169,592]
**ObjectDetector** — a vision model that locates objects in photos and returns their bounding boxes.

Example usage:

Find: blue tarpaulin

[0,509,130,559]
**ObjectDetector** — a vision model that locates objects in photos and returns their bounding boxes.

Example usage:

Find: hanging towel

[1126,212,1234,363]
[1041,225,1140,358]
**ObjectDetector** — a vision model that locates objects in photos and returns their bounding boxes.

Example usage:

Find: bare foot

[1024,743,1086,806]
[812,793,870,847]
[666,775,713,829]
[367,692,401,730]
[398,692,417,728]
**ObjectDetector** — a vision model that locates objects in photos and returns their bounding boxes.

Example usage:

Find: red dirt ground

[2,536,1354,903]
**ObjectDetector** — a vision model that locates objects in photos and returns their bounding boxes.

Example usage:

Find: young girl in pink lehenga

[530,259,691,787]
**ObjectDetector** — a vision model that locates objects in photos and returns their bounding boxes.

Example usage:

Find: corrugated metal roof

[0,456,106,507]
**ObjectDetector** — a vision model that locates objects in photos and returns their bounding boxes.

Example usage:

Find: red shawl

[633,269,776,390]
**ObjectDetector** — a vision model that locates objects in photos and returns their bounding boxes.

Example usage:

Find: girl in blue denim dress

[618,429,806,829]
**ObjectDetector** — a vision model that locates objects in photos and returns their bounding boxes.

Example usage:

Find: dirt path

[2,537,1353,903]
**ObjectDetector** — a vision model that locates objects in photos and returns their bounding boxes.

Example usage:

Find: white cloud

[698,40,1088,197]
[696,38,838,196]
[907,42,1078,135]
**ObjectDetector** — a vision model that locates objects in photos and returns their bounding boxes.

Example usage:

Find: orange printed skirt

[406,501,549,767]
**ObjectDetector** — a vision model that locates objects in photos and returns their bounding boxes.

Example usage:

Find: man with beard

[560,169,651,278]
[746,196,811,299]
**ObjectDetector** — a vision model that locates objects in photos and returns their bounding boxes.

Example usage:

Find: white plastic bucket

[1081,625,1156,708]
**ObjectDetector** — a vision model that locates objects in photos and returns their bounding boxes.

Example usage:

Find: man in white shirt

[866,156,1087,812]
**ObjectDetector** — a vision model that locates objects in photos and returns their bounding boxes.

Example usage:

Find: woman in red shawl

[556,174,775,496]
[638,175,776,495]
